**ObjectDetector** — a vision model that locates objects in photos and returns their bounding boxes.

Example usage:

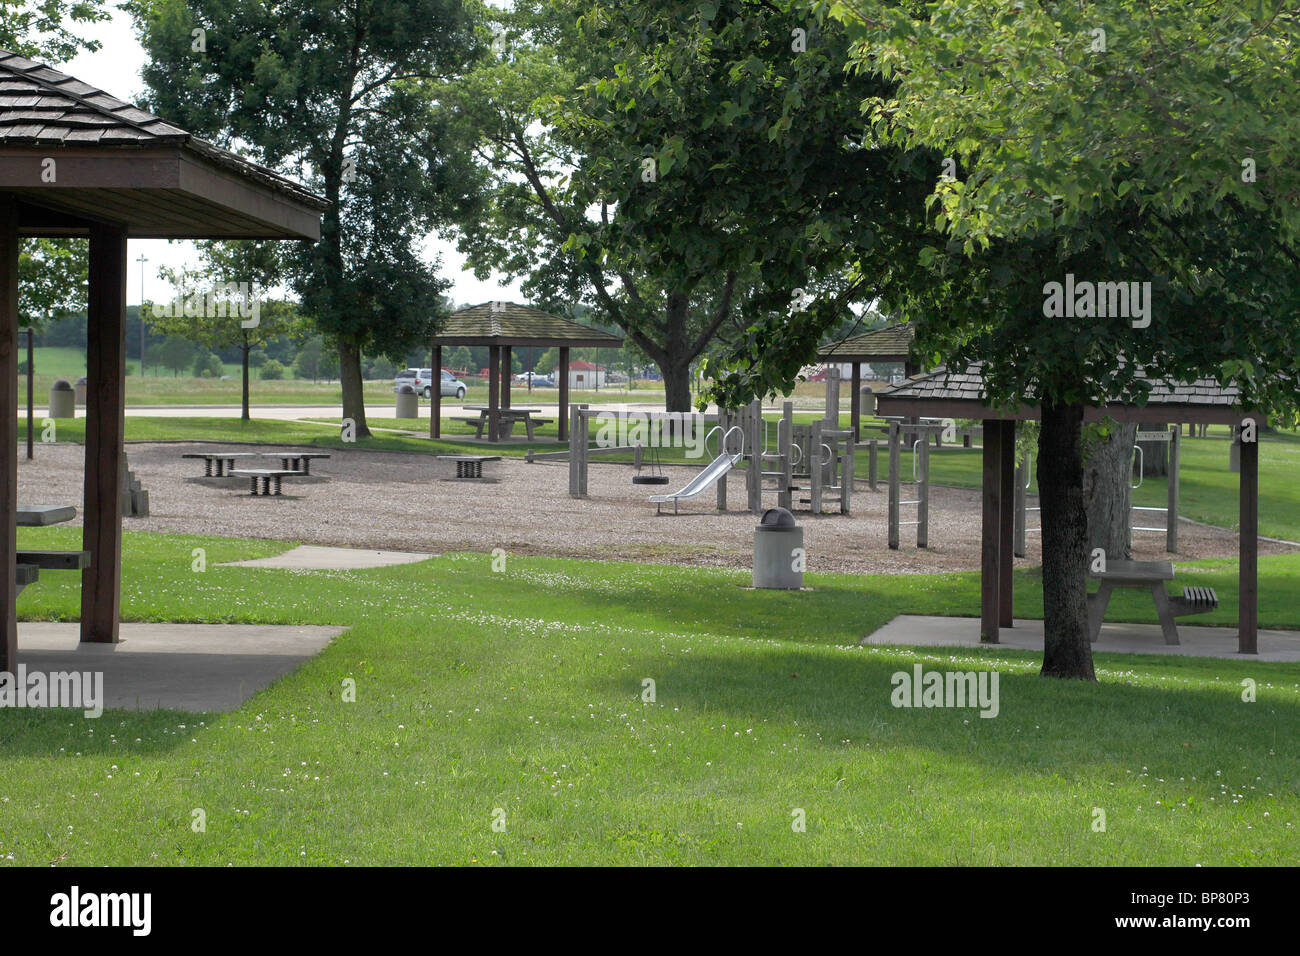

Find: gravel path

[18,441,1290,575]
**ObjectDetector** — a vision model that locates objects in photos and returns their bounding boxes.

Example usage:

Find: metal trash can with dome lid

[753,506,804,589]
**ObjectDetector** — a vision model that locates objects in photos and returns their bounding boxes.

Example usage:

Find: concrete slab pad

[15,622,345,712]
[863,615,1300,663]
[218,544,433,570]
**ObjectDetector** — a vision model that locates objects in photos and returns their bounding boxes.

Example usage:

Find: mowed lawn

[1,529,1297,866]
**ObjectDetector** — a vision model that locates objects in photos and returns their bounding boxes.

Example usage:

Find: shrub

[260,359,285,380]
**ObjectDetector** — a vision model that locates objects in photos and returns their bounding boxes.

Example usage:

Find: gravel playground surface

[19,441,1290,575]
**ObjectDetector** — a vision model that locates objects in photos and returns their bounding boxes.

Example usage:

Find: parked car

[524,376,555,388]
[394,368,468,399]
[514,372,555,387]
[394,368,419,391]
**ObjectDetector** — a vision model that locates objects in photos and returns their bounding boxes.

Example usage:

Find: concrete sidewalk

[16,622,344,712]
[864,615,1300,662]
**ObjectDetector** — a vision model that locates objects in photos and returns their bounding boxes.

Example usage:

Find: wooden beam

[1239,432,1258,654]
[999,419,1016,627]
[430,344,442,439]
[0,197,19,671]
[980,418,1002,643]
[487,345,500,443]
[851,362,861,442]
[501,346,512,410]
[558,347,570,442]
[80,222,128,644]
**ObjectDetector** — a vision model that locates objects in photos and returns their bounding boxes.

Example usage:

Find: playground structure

[556,399,856,515]
[1016,425,1182,555]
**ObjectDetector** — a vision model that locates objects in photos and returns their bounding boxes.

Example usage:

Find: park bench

[229,469,303,497]
[437,455,502,481]
[261,452,330,475]
[14,505,88,596]
[15,563,39,596]
[182,452,258,477]
[1087,558,1218,645]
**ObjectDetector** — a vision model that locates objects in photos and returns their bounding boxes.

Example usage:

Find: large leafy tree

[819,1,1300,680]
[126,0,484,437]
[452,0,935,411]
[18,238,87,328]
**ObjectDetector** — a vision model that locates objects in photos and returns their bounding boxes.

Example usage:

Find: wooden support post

[716,409,729,511]
[1239,430,1258,654]
[578,404,589,497]
[501,346,512,410]
[888,423,900,549]
[980,418,1002,643]
[0,198,18,671]
[779,401,793,511]
[81,222,128,645]
[810,419,824,514]
[841,429,854,515]
[868,439,878,492]
[1167,425,1180,553]
[487,345,500,442]
[999,419,1015,627]
[850,363,861,442]
[558,347,570,441]
[1014,458,1027,558]
[430,343,442,439]
[568,403,581,496]
[917,432,929,547]
[747,399,762,514]
[25,326,33,459]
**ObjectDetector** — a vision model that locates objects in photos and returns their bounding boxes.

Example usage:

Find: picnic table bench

[1088,558,1218,645]
[182,452,259,477]
[455,407,554,440]
[261,452,330,474]
[15,505,89,595]
[229,469,302,496]
[437,455,502,480]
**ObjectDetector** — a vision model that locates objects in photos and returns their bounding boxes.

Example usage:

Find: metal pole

[135,253,148,377]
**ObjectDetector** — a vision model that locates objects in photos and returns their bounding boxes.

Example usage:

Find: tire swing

[632,441,670,485]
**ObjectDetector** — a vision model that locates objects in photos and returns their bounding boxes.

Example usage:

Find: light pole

[136,253,148,376]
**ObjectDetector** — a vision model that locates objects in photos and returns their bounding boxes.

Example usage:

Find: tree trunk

[1037,400,1097,681]
[661,362,692,412]
[339,339,370,438]
[240,339,251,422]
[1083,422,1135,560]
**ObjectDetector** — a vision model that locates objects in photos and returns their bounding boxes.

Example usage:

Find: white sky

[60,5,525,309]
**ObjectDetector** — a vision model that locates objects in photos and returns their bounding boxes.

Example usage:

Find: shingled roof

[818,322,914,360]
[876,363,1262,426]
[0,49,324,238]
[435,302,625,348]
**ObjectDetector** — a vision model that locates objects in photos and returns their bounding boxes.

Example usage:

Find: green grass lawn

[2,528,1298,865]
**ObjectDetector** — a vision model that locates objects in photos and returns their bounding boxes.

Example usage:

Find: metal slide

[648,425,745,514]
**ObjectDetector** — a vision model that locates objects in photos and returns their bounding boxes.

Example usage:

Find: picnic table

[455,406,553,441]
[15,504,88,595]
[182,451,259,477]
[230,469,301,497]
[261,451,330,474]
[1088,558,1218,645]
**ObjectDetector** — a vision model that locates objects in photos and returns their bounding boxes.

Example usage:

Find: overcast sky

[61,4,525,309]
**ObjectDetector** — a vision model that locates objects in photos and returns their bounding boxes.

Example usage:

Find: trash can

[395,383,418,419]
[753,506,804,589]
[74,376,87,405]
[48,379,75,419]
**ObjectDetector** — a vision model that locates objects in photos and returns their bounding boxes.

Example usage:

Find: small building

[565,360,606,389]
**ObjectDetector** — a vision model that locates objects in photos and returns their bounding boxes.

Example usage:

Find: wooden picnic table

[182,451,259,477]
[17,504,76,526]
[457,406,552,440]
[261,451,330,475]
[1088,558,1217,645]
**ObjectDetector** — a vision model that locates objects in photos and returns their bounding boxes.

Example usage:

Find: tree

[815,0,1300,680]
[294,338,324,382]
[127,0,486,437]
[17,238,87,330]
[450,0,934,411]
[0,0,111,60]
[151,240,306,419]
[157,336,196,377]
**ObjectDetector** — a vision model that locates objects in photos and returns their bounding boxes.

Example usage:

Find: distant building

[563,360,607,389]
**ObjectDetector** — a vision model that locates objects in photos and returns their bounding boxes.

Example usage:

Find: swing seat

[632,475,670,485]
